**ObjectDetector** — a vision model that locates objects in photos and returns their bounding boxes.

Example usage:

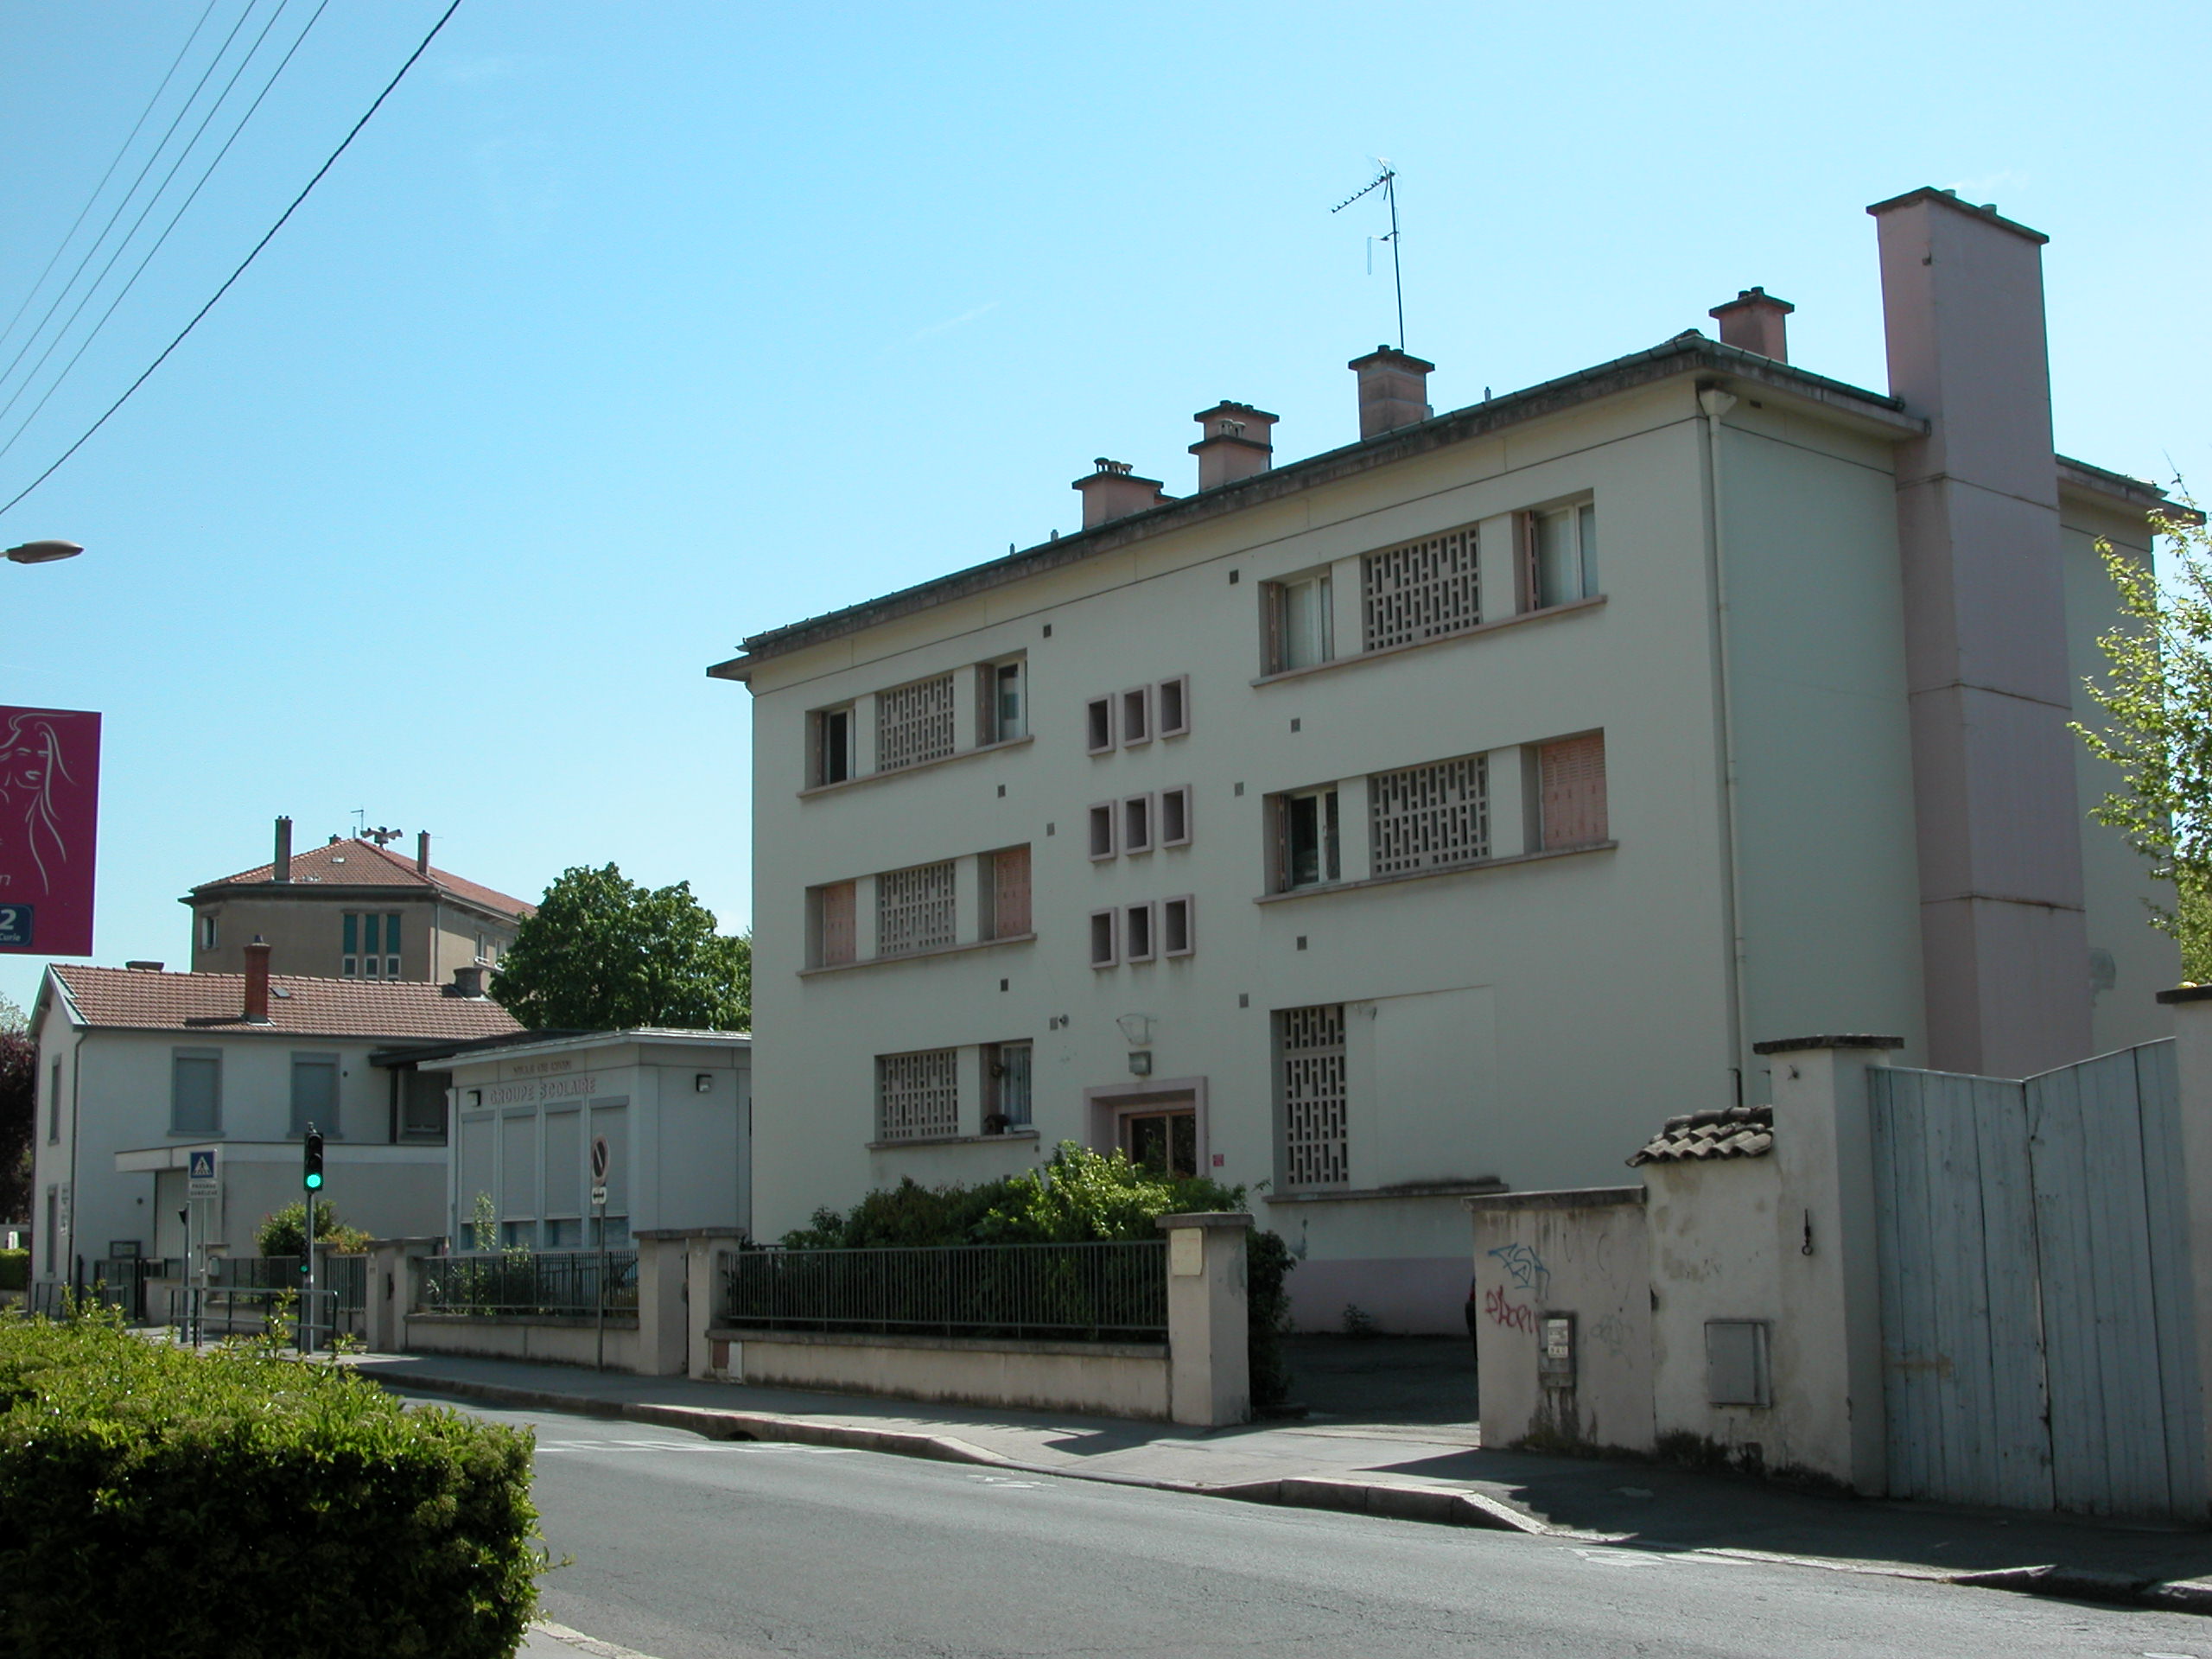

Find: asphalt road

[454,1400,2208,1659]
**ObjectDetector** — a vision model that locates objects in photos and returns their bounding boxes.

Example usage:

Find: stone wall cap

[366,1236,448,1250]
[1465,1186,1645,1212]
[1154,1211,1254,1230]
[2155,984,2212,1005]
[1750,1033,1905,1056]
[631,1226,750,1241]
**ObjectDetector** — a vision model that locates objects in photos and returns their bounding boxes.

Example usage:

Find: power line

[0,0,466,520]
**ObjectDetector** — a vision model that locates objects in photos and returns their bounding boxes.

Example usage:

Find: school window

[46,1058,60,1143]
[810,703,855,785]
[982,845,1032,939]
[1089,803,1117,861]
[809,880,857,967]
[171,1051,220,1135]
[1089,909,1118,969]
[1124,901,1156,963]
[401,1071,449,1141]
[1278,1004,1349,1190]
[1522,499,1599,611]
[1120,685,1152,746]
[1273,785,1341,891]
[1122,794,1154,855]
[1085,696,1114,754]
[1157,675,1191,737]
[876,861,957,957]
[1265,570,1334,673]
[289,1053,340,1139]
[983,1041,1033,1130]
[1160,785,1192,847]
[1370,755,1488,877]
[877,673,957,772]
[877,1048,959,1142]
[342,912,401,978]
[980,659,1027,744]
[1162,895,1195,957]
[199,913,218,950]
[1363,523,1480,651]
[1539,732,1610,849]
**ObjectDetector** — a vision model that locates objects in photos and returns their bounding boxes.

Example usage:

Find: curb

[378,1371,2212,1614]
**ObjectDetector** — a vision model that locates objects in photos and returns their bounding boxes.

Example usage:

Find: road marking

[531,1619,664,1659]
[534,1438,858,1455]
[969,1474,1046,1489]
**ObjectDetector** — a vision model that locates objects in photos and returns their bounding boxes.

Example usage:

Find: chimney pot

[273,816,293,884]
[416,830,430,876]
[1189,401,1279,492]
[447,963,486,999]
[1347,346,1435,439]
[1071,460,1173,530]
[1708,286,1796,361]
[243,936,272,1023]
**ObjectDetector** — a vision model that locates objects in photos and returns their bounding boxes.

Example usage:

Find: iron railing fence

[213,1255,368,1321]
[720,1240,1168,1343]
[166,1285,343,1347]
[414,1250,638,1319]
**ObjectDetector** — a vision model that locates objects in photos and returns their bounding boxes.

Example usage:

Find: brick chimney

[416,830,430,876]
[1348,346,1434,439]
[244,936,272,1023]
[1708,287,1794,360]
[1189,402,1278,492]
[447,963,486,999]
[273,816,293,884]
[1072,459,1173,530]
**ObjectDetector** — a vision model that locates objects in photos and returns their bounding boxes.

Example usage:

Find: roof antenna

[1332,160,1405,352]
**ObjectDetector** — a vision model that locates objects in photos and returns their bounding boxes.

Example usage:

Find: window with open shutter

[1539,732,1608,849]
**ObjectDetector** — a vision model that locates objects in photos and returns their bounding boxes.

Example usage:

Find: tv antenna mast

[1332,161,1405,351]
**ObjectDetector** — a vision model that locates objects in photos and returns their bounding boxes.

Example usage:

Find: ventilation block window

[810,880,857,967]
[1089,909,1118,969]
[983,845,1031,939]
[1086,696,1114,754]
[1157,675,1191,737]
[1120,685,1152,746]
[1124,901,1155,963]
[1522,499,1599,611]
[876,861,957,957]
[877,672,957,771]
[1160,785,1192,847]
[1370,754,1488,877]
[1162,895,1194,957]
[1265,570,1334,673]
[877,1048,959,1142]
[1088,803,1117,861]
[983,1040,1033,1130]
[1274,785,1341,891]
[1539,731,1609,849]
[1278,1004,1348,1190]
[1363,523,1480,651]
[980,659,1026,744]
[1122,793,1154,855]
[810,703,855,786]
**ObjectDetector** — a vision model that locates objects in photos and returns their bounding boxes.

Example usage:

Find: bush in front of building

[255,1199,373,1258]
[0,1313,540,1659]
[0,1249,25,1292]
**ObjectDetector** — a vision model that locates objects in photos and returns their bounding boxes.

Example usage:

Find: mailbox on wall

[1539,1313,1576,1386]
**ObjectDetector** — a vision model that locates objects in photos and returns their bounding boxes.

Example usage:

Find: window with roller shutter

[988,845,1031,938]
[1539,732,1608,849]
[810,880,856,967]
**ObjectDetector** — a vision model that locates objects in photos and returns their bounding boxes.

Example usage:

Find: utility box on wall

[1539,1313,1576,1387]
[1705,1319,1771,1408]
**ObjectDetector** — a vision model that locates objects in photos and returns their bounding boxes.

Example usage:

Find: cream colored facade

[720,190,2177,1332]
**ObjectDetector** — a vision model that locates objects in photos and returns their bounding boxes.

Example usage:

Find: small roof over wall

[373,1027,751,1071]
[1627,1103,1774,1166]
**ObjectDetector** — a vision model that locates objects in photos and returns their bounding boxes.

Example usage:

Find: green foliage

[491,862,750,1032]
[0,1314,541,1658]
[0,1250,24,1293]
[0,994,33,1224]
[784,1143,1299,1410]
[2073,499,2212,978]
[255,1201,372,1259]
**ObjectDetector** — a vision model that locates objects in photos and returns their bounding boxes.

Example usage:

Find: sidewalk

[354,1351,2212,1613]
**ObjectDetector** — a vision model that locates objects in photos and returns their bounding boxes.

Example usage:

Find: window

[1122,793,1154,855]
[342,912,401,978]
[981,660,1026,743]
[1160,785,1192,848]
[43,1189,56,1279]
[1124,901,1155,963]
[877,673,957,771]
[1363,523,1480,651]
[810,880,857,966]
[47,1058,60,1144]
[1522,499,1599,610]
[1274,785,1340,891]
[983,1041,1033,1130]
[1162,895,1194,957]
[1158,675,1190,737]
[1120,686,1152,747]
[877,1048,958,1141]
[199,913,218,951]
[171,1051,220,1135]
[1279,1004,1348,1190]
[1088,803,1116,861]
[1267,571,1334,672]
[982,845,1031,938]
[876,861,957,956]
[1089,909,1118,968]
[289,1054,339,1139]
[1086,696,1114,754]
[401,1070,449,1141]
[1539,732,1609,849]
[1370,755,1488,877]
[810,704,855,785]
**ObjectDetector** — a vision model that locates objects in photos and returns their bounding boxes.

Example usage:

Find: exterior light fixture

[695,1073,714,1093]
[1128,1051,1153,1077]
[5,538,83,564]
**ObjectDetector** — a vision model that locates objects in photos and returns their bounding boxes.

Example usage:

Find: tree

[2073,499,2212,979]
[491,863,750,1031]
[0,994,33,1223]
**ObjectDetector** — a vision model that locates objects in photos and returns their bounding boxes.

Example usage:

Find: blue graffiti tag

[1486,1242,1550,1296]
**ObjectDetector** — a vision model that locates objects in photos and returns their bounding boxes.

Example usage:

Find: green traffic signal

[303,1128,325,1192]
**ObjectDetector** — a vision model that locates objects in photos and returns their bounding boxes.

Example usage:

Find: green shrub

[0,1314,541,1658]
[256,1201,372,1258]
[0,1249,25,1293]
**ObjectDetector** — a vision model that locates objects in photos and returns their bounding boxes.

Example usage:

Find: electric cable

[0,0,465,519]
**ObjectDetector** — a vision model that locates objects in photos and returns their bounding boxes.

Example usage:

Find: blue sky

[1,0,2205,1011]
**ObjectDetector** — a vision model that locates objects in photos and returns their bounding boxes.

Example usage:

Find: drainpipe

[1699,384,1751,1109]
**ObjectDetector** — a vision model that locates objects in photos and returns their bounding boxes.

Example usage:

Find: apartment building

[714,188,2179,1332]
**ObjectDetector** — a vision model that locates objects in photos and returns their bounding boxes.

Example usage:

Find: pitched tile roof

[194,837,532,918]
[1627,1103,1774,1166]
[49,965,525,1042]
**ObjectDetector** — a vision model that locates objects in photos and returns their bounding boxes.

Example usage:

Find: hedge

[0,1250,25,1293]
[0,1314,541,1659]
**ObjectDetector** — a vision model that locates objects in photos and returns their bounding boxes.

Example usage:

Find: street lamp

[4,539,82,564]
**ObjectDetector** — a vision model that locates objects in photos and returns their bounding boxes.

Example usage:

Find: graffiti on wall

[1484,1284,1537,1334]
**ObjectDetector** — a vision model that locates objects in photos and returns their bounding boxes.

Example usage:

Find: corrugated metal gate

[1869,1043,2203,1517]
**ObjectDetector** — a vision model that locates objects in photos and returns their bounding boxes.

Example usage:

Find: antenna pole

[1386,168,1405,351]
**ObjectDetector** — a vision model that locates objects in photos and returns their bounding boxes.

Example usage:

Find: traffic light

[303,1128,325,1192]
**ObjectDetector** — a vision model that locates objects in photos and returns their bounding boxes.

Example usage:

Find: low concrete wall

[405,1312,640,1371]
[711,1328,1172,1420]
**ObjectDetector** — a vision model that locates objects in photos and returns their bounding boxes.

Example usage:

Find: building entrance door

[1121,1105,1197,1178]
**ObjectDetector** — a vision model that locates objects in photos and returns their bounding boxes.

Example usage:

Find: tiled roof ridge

[49,963,524,1041]
[1627,1101,1775,1167]
[195,836,531,916]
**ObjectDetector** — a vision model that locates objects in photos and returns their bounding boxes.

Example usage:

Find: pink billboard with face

[0,706,100,957]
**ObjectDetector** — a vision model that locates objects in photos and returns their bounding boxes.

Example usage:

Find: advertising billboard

[0,706,100,956]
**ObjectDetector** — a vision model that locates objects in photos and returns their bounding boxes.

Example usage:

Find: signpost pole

[591,1135,610,1373]
[304,1185,316,1357]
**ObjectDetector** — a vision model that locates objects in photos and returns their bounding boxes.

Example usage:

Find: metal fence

[166,1285,343,1347]
[212,1255,368,1336]
[721,1240,1168,1342]
[414,1250,638,1319]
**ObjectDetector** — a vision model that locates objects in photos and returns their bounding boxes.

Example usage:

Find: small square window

[1121,686,1152,746]
[1122,793,1154,855]
[983,1041,1033,1129]
[1274,785,1341,891]
[1160,785,1192,847]
[1089,909,1118,968]
[981,659,1026,744]
[1158,676,1190,737]
[1162,895,1194,957]
[1124,902,1155,963]
[810,704,855,786]
[1086,696,1114,754]
[1089,803,1116,861]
